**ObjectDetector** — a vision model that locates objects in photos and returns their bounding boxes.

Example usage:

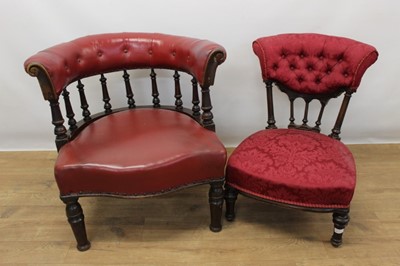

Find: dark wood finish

[77,80,91,121]
[61,197,91,251]
[314,100,327,132]
[265,80,277,129]
[62,88,77,131]
[272,81,346,134]
[329,91,353,140]
[100,74,112,113]
[191,78,201,117]
[200,86,215,131]
[208,180,224,232]
[123,70,136,108]
[331,209,350,247]
[224,184,238,222]
[173,71,183,110]
[150,68,161,108]
[49,99,68,151]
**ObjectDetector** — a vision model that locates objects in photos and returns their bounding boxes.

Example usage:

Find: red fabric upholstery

[24,32,226,96]
[55,108,227,197]
[253,33,378,94]
[226,129,356,208]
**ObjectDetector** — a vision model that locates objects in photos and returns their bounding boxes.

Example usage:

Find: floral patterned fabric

[226,129,356,208]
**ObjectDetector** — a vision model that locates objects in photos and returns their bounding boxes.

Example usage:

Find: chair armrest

[24,32,226,100]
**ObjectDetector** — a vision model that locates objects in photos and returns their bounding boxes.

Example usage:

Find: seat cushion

[55,108,226,197]
[226,129,356,209]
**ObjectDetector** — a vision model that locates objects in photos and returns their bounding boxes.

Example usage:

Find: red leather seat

[56,108,226,196]
[24,33,227,251]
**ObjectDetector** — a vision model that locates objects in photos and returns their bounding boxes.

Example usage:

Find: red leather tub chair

[24,33,227,251]
[225,33,378,247]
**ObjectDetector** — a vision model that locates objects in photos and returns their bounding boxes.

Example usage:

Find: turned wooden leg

[61,197,91,251]
[330,209,350,247]
[209,180,224,232]
[224,184,238,222]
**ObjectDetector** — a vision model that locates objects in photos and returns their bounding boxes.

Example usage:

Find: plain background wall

[1,0,399,150]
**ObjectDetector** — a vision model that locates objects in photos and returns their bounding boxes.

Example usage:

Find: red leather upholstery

[226,129,356,208]
[24,33,226,96]
[24,32,227,251]
[253,33,378,94]
[55,108,227,197]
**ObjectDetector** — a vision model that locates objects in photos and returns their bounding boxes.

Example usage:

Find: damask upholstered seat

[225,33,378,247]
[24,33,227,251]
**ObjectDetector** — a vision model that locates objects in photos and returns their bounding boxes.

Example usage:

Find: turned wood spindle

[209,180,224,232]
[62,88,77,131]
[330,91,353,140]
[123,70,135,108]
[191,78,201,117]
[302,99,311,128]
[314,100,328,132]
[289,97,296,128]
[200,86,215,131]
[76,80,91,121]
[49,99,68,151]
[173,71,183,110]
[100,74,112,113]
[265,80,277,129]
[150,69,160,107]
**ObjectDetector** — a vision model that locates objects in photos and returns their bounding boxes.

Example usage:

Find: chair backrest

[253,33,378,139]
[24,33,226,150]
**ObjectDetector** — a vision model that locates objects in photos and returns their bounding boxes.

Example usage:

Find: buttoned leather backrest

[25,32,226,97]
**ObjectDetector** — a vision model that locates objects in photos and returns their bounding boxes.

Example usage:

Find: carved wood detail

[123,70,135,108]
[76,80,91,121]
[100,74,112,113]
[191,77,201,117]
[150,69,160,108]
[61,197,91,251]
[62,88,77,131]
[200,85,215,131]
[49,99,68,150]
[173,71,183,110]
[209,180,224,232]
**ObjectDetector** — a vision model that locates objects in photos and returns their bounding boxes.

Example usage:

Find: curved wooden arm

[24,32,227,100]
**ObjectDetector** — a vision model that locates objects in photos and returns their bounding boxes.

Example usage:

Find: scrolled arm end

[24,62,58,100]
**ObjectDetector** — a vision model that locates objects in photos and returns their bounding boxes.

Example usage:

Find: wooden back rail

[51,69,213,150]
[265,80,352,140]
[24,33,226,150]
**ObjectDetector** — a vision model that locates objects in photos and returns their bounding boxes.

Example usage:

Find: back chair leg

[208,180,224,232]
[224,184,238,221]
[330,209,350,247]
[61,197,91,251]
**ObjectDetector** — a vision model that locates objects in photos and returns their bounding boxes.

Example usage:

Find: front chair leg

[208,180,224,232]
[224,184,238,221]
[61,197,91,251]
[330,209,350,247]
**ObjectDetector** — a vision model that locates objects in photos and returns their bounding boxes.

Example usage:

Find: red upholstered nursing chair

[225,33,378,247]
[24,33,227,251]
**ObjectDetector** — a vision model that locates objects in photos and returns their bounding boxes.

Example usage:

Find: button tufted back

[253,33,378,94]
[24,32,226,96]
